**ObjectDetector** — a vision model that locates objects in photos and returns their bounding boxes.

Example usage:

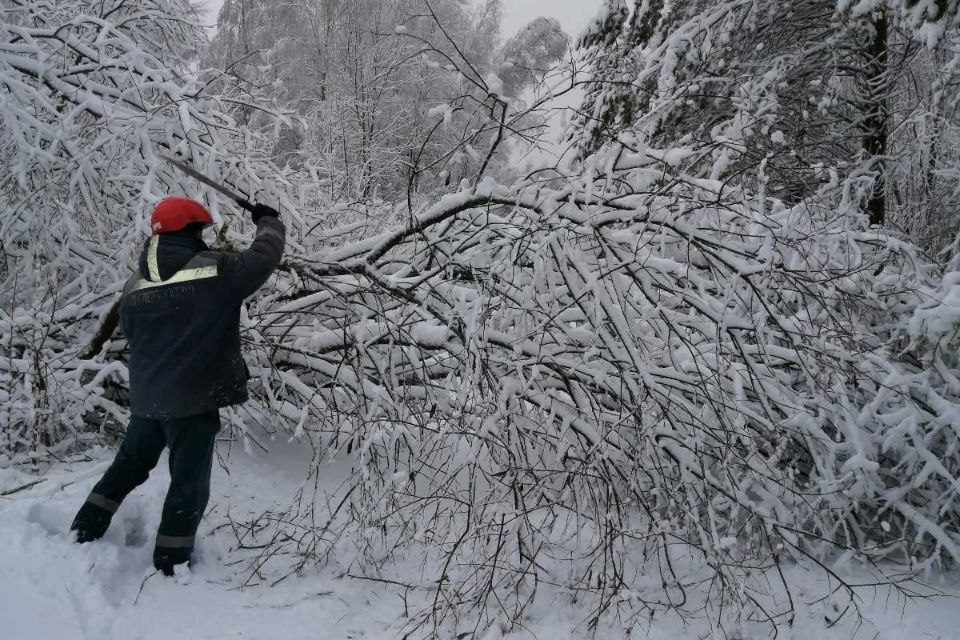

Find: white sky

[500,0,603,40]
[198,0,604,41]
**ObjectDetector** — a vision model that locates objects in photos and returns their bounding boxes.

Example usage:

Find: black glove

[250,203,280,224]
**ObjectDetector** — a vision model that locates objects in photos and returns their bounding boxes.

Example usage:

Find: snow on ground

[1,439,959,640]
[0,440,403,640]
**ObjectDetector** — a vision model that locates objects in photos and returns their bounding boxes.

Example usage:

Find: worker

[69,196,285,575]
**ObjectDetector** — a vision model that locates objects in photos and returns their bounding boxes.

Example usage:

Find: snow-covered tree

[207,1,960,633]
[205,0,509,201]
[573,0,960,254]
[226,143,960,636]
[495,17,570,99]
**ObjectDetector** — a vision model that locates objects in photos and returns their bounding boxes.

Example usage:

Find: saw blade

[161,154,253,211]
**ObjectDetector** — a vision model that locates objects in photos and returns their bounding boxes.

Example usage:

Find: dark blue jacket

[120,217,285,419]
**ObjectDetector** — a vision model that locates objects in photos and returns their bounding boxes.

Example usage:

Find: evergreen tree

[573,0,960,248]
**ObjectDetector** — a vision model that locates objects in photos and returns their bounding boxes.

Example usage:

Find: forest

[1,0,960,638]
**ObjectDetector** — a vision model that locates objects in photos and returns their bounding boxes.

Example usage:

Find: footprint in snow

[122,514,148,547]
[26,502,68,537]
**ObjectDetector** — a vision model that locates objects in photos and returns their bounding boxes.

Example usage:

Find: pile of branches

[234,143,960,633]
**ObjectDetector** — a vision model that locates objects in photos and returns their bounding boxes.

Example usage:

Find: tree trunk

[862,10,889,226]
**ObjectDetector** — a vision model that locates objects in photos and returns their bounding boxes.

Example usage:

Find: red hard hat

[151,197,213,234]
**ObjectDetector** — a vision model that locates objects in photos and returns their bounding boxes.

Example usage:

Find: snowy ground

[2,439,958,640]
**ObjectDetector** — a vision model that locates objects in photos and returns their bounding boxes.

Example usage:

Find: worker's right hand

[251,203,280,224]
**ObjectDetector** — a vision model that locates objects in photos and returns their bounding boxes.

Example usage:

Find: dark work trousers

[70,410,219,572]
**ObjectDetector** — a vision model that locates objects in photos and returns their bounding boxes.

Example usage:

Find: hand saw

[161,154,255,212]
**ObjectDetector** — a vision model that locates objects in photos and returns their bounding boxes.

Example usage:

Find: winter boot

[70,502,113,543]
[153,546,192,576]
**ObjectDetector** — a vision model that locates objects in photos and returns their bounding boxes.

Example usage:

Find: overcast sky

[500,0,603,40]
[198,0,604,41]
